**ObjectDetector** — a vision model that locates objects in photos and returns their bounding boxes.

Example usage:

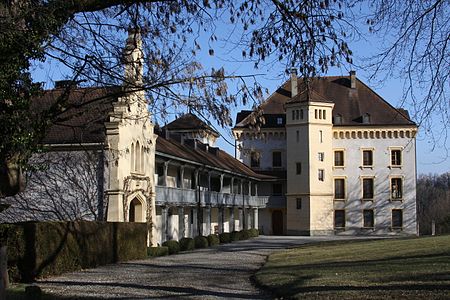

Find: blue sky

[31,6,449,175]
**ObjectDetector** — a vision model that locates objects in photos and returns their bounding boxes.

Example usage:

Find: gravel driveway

[38,236,366,299]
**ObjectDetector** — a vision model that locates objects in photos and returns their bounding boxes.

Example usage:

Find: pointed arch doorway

[129,197,143,222]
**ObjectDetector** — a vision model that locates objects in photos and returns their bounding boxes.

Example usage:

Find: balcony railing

[155,186,269,208]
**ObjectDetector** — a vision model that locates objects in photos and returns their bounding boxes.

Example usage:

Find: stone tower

[285,69,334,235]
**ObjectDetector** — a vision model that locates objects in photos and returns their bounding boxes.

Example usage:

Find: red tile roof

[235,76,416,128]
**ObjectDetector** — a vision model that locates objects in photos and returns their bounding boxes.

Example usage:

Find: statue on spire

[123,27,143,85]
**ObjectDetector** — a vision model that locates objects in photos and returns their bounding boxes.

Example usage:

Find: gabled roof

[156,136,273,180]
[32,86,123,144]
[235,75,416,128]
[163,113,219,137]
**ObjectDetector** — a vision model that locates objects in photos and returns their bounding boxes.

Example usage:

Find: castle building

[1,30,418,240]
[233,70,418,235]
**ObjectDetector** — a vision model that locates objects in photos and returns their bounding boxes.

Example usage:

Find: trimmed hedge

[162,240,180,255]
[249,228,259,237]
[194,236,209,249]
[147,246,169,257]
[219,232,231,243]
[240,229,251,240]
[2,221,147,282]
[230,231,241,241]
[207,234,220,246]
[179,238,195,251]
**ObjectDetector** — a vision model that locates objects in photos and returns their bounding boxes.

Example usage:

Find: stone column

[253,208,259,230]
[192,207,198,237]
[205,206,211,235]
[218,206,224,234]
[161,206,168,242]
[238,208,243,231]
[229,207,235,232]
[180,165,185,189]
[178,206,185,239]
[163,161,169,186]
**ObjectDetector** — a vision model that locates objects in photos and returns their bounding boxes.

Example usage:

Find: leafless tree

[0,151,104,223]
[417,172,450,235]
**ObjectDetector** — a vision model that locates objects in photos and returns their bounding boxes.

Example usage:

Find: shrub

[249,228,259,238]
[179,238,195,251]
[147,246,169,257]
[162,240,180,255]
[240,229,250,240]
[219,232,231,243]
[207,234,220,246]
[230,231,241,241]
[2,221,147,282]
[194,236,209,249]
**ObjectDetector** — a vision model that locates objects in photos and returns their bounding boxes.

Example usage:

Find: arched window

[135,141,141,172]
[130,143,135,171]
[141,145,145,173]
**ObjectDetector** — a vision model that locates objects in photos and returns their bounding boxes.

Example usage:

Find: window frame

[296,162,302,175]
[363,209,375,228]
[318,169,325,182]
[296,198,302,210]
[250,151,260,168]
[391,209,403,229]
[390,148,403,168]
[334,209,346,229]
[333,149,345,168]
[390,177,404,200]
[361,148,374,168]
[272,150,282,168]
[334,177,346,200]
[362,177,375,200]
[318,152,324,162]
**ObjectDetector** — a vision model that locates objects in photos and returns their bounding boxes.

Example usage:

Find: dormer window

[277,117,283,125]
[363,113,371,124]
[334,114,342,125]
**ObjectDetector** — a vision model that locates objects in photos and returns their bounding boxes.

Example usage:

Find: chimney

[123,27,143,85]
[350,70,356,89]
[54,80,75,89]
[290,67,298,98]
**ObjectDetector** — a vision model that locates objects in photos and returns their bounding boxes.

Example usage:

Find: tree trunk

[0,157,26,198]
[0,243,8,299]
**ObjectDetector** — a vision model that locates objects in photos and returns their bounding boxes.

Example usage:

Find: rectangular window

[318,169,325,181]
[363,150,373,166]
[392,209,403,228]
[323,110,326,120]
[250,151,260,168]
[315,109,318,119]
[334,178,345,199]
[296,130,299,142]
[391,178,403,199]
[300,109,304,119]
[319,130,323,143]
[272,184,282,196]
[334,210,345,228]
[296,162,302,175]
[296,110,299,120]
[296,198,302,209]
[318,152,324,162]
[272,151,282,167]
[292,110,295,120]
[277,117,283,125]
[362,178,374,199]
[334,150,344,166]
[363,209,374,228]
[391,149,402,166]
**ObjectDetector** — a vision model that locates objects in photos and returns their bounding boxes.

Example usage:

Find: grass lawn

[255,235,450,299]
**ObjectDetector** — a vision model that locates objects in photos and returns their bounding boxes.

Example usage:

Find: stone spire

[123,28,143,85]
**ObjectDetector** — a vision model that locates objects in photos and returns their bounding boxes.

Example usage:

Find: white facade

[233,73,418,236]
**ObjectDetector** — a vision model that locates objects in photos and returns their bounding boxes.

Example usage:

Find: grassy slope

[255,236,450,299]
